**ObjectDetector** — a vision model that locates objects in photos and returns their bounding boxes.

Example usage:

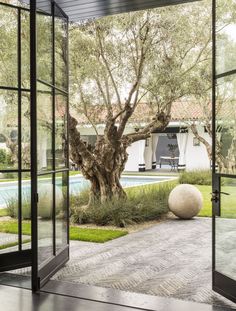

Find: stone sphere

[38,184,63,218]
[168,184,203,219]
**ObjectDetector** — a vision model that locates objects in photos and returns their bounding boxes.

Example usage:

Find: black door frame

[30,0,70,292]
[0,1,32,272]
[1,0,235,302]
[0,0,69,291]
[212,0,236,303]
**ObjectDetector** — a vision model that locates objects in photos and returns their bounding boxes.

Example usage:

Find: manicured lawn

[196,185,236,218]
[0,239,31,250]
[0,221,128,243]
[0,209,8,217]
[70,227,128,243]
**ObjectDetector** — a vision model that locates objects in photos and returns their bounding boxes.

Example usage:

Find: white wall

[144,137,153,170]
[124,136,155,171]
[185,126,211,170]
[125,141,139,171]
[76,124,212,172]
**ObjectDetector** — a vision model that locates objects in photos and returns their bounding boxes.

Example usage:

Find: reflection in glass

[22,93,31,169]
[55,92,67,169]
[37,13,52,84]
[216,0,236,75]
[38,175,53,266]
[216,74,236,174]
[55,172,68,253]
[0,5,17,87]
[0,90,18,170]
[0,173,18,254]
[21,10,30,89]
[55,6,68,91]
[216,177,236,280]
[21,172,31,250]
[37,83,53,172]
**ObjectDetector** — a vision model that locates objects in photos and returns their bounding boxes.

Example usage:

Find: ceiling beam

[21,0,201,21]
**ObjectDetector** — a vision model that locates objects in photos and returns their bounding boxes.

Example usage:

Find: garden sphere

[168,184,203,219]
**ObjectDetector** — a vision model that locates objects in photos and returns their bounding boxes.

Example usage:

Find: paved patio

[52,218,236,309]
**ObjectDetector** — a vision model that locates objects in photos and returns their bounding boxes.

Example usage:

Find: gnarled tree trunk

[69,111,170,205]
[69,115,128,205]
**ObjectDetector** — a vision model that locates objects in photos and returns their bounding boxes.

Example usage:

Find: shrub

[71,181,176,227]
[179,170,211,185]
[0,149,11,169]
[0,149,7,164]
[6,192,31,220]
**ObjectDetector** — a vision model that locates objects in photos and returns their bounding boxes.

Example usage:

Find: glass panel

[22,93,30,169]
[37,83,53,172]
[216,0,236,75]
[21,172,31,250]
[55,5,68,91]
[21,10,30,89]
[0,90,18,170]
[0,5,17,88]
[55,92,67,169]
[215,177,236,280]
[38,174,53,266]
[215,74,236,174]
[55,171,68,253]
[0,173,18,254]
[37,13,52,84]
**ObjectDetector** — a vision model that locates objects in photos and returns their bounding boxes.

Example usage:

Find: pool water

[0,175,173,207]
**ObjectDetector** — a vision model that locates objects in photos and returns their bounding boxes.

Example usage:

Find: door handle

[211,190,230,203]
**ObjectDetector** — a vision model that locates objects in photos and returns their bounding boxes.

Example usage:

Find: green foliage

[6,192,31,220]
[0,149,11,167]
[0,239,31,250]
[70,1,212,126]
[0,220,126,243]
[0,221,31,235]
[0,149,6,164]
[1,172,17,179]
[71,182,176,227]
[70,227,127,243]
[196,184,236,218]
[179,170,212,185]
[0,209,8,217]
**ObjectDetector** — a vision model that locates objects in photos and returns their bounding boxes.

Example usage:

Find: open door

[0,1,32,278]
[30,0,69,291]
[212,0,236,303]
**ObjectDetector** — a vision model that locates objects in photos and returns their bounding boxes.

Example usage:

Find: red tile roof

[73,100,211,125]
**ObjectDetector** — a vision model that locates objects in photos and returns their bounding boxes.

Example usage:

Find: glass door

[212,0,236,303]
[30,0,69,291]
[0,1,32,277]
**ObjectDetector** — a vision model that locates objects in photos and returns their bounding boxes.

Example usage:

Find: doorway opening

[0,0,235,309]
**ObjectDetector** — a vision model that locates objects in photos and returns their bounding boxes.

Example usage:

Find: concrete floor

[52,218,236,309]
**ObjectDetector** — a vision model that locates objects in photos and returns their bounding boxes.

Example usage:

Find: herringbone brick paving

[52,218,236,309]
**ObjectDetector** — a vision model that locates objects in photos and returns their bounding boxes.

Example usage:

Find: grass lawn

[0,221,128,243]
[70,227,128,243]
[0,209,8,217]
[0,171,80,183]
[0,239,31,250]
[196,185,236,218]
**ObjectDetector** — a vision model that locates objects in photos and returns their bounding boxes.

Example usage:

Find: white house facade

[76,121,211,172]
[124,123,211,172]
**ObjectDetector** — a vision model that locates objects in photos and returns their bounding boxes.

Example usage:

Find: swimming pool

[0,175,175,208]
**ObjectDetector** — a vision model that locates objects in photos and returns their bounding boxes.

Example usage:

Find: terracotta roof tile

[73,101,211,125]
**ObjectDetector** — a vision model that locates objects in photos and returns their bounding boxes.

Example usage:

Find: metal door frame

[30,0,70,292]
[212,0,236,303]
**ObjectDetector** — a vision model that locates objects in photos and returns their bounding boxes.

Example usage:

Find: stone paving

[52,217,236,309]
